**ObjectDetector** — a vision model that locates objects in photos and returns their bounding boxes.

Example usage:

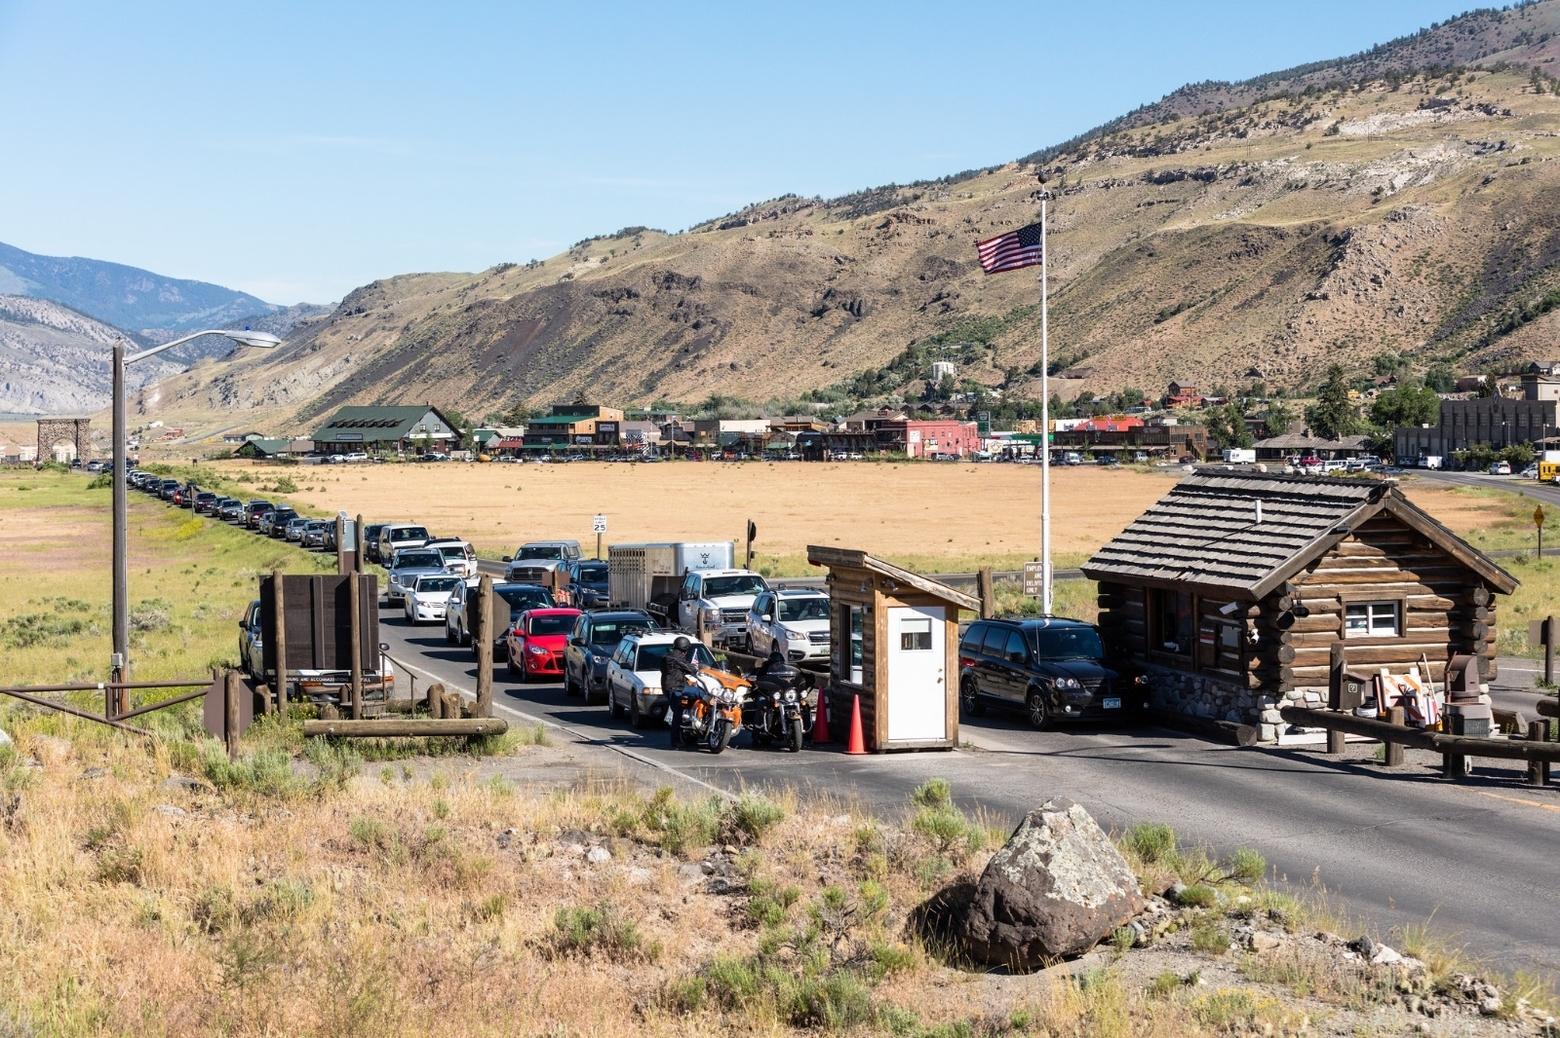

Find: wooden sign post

[1536,504,1546,561]
[1530,615,1556,686]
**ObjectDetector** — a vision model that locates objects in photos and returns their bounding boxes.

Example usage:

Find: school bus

[1539,461,1560,483]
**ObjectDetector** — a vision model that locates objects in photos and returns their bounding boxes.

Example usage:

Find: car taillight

[959,657,975,669]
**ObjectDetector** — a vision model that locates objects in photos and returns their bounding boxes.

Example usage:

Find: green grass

[0,469,332,688]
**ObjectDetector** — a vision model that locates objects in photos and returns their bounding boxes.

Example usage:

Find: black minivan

[957,617,1136,728]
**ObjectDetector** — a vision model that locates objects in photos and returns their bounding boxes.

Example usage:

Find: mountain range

[44,3,1560,433]
[0,242,330,414]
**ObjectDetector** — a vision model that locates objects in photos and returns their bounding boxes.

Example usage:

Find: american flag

[976,221,1044,275]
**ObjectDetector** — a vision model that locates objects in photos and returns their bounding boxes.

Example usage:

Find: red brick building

[878,419,980,458]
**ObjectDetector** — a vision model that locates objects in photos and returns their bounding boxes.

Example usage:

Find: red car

[505,607,582,682]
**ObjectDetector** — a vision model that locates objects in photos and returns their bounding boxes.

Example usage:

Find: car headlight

[527,644,548,656]
[1054,676,1082,690]
[782,627,806,639]
[701,606,720,622]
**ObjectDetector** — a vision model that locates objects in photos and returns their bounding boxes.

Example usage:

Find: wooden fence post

[1530,720,1552,787]
[224,669,241,760]
[475,576,493,719]
[427,681,445,719]
[1385,706,1405,767]
[270,571,288,710]
[977,566,995,620]
[354,514,365,576]
[1545,615,1555,688]
[347,574,364,720]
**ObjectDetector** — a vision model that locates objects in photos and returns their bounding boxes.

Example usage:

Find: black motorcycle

[748,666,813,753]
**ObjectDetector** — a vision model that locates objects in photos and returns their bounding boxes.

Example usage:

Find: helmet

[767,650,784,665]
[673,636,691,651]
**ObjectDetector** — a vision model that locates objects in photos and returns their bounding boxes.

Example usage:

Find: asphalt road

[376,610,1560,976]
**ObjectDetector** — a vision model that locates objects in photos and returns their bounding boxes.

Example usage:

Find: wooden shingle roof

[1082,472,1516,599]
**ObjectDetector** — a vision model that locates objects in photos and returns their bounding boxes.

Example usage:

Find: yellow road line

[1472,789,1560,813]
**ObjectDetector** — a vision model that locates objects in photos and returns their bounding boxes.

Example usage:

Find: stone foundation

[1143,665,1296,743]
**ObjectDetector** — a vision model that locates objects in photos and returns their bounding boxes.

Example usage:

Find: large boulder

[958,798,1143,969]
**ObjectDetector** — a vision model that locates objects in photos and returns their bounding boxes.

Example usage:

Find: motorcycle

[670,668,746,753]
[749,667,813,753]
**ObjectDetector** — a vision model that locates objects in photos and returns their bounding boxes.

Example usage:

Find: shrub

[722,793,786,844]
[1224,847,1266,886]
[201,747,302,798]
[910,778,952,809]
[1123,822,1177,864]
[745,876,802,929]
[1176,884,1219,909]
[546,903,658,963]
[130,599,173,632]
[1191,920,1232,955]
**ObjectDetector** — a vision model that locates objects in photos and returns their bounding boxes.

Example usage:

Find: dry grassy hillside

[143,37,1560,439]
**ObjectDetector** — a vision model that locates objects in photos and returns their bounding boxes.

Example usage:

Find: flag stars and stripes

[976,221,1044,275]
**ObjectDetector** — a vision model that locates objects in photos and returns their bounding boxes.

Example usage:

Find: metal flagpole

[1040,196,1053,615]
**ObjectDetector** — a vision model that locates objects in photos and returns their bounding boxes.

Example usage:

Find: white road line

[388,654,737,801]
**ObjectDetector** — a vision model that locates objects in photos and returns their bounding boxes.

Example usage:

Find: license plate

[1102,697,1121,710]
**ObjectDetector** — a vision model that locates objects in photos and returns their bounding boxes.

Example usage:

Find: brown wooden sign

[259,573,379,676]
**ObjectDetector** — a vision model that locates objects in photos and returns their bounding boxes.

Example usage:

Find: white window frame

[1344,600,1400,639]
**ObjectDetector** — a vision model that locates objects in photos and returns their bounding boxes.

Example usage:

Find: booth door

[886,606,947,742]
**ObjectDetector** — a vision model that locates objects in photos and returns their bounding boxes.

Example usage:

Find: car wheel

[960,677,985,717]
[609,685,624,718]
[444,624,456,645]
[1026,690,1052,730]
[629,692,643,729]
[506,651,521,679]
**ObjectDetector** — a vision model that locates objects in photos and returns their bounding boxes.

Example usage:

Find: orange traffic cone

[844,693,867,755]
[812,689,831,744]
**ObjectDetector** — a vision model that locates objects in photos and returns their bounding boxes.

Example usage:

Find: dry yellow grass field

[215,460,1183,572]
[215,460,1511,575]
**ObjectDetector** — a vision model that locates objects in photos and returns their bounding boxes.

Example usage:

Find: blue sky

[0,1,1473,304]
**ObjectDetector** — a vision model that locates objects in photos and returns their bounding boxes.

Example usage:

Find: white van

[378,523,432,562]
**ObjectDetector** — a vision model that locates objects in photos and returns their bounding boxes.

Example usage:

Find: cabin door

[886,606,946,742]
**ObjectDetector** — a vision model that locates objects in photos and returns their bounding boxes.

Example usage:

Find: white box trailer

[1222,448,1256,464]
[608,541,734,619]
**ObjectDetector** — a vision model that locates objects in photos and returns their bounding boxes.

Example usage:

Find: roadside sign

[1022,561,1046,597]
[1536,505,1546,529]
[592,514,607,535]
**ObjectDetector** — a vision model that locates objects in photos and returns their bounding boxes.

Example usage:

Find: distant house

[472,426,526,450]
[1165,380,1203,408]
[1252,431,1369,462]
[840,408,908,433]
[620,420,664,451]
[222,430,268,445]
[311,404,461,456]
[523,404,625,449]
[233,437,311,459]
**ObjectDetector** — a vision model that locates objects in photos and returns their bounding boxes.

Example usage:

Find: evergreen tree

[1304,365,1363,439]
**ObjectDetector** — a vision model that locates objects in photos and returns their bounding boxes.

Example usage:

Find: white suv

[747,588,831,663]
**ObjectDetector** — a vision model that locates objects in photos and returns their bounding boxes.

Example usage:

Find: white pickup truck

[674,568,771,648]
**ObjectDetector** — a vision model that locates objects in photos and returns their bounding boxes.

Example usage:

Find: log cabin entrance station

[806,546,979,752]
[1082,473,1516,744]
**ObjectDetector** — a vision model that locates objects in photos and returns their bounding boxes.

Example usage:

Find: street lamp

[112,329,283,693]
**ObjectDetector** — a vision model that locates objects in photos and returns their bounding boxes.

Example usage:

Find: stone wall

[1142,663,1302,743]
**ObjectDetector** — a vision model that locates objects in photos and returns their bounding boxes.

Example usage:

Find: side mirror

[238,619,248,629]
[502,555,512,563]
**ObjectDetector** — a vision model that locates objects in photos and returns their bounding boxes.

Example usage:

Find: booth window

[900,617,933,651]
[835,604,865,684]
[1149,588,1194,655]
[1345,600,1400,638]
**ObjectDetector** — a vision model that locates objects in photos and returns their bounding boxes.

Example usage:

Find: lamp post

[112,329,282,694]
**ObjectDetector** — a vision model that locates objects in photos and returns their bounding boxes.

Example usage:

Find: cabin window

[1345,601,1400,638]
[1149,588,1194,656]
[900,617,934,652]
[834,604,865,684]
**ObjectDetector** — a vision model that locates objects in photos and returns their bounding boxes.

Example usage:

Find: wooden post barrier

[354,514,365,576]
[427,681,445,719]
[475,575,494,719]
[224,669,241,760]
[270,570,288,709]
[303,718,508,738]
[976,566,996,620]
[1529,720,1552,787]
[1385,706,1405,767]
[347,573,364,719]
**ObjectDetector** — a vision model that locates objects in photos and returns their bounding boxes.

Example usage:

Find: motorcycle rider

[755,648,799,689]
[660,636,703,748]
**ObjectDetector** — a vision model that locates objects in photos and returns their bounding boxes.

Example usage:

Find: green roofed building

[310,404,461,456]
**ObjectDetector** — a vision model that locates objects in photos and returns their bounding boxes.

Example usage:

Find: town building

[1164,380,1203,408]
[522,404,625,449]
[311,404,461,456]
[232,437,312,460]
[1253,431,1370,463]
[876,419,980,458]
[839,407,908,433]
[1084,473,1515,743]
[1392,377,1560,461]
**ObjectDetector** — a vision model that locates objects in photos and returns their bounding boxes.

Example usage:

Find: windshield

[576,563,608,584]
[779,597,829,622]
[517,545,564,560]
[589,619,652,645]
[498,587,552,611]
[1030,626,1104,660]
[392,526,430,542]
[635,643,716,671]
[528,614,575,636]
[395,551,443,569]
[704,575,767,598]
[437,545,469,561]
[415,576,461,594]
[273,510,297,521]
